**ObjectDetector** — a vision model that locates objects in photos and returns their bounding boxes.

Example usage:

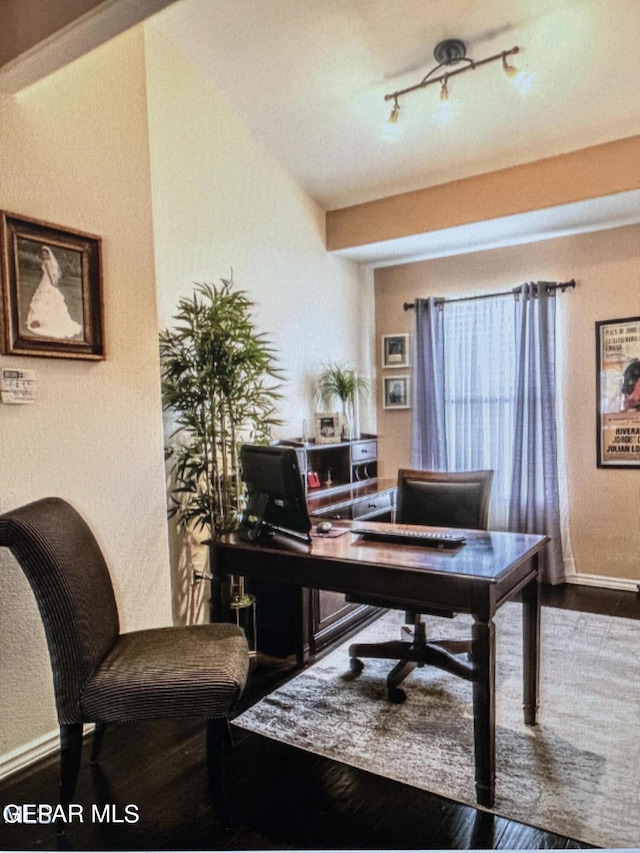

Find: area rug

[234,604,640,848]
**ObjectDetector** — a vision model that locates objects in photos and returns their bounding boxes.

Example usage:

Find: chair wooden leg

[207,717,232,829]
[90,722,108,764]
[58,723,83,835]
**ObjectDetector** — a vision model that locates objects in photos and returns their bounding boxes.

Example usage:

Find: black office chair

[0,497,250,829]
[348,468,493,703]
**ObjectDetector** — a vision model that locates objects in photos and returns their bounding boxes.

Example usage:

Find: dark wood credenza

[245,437,396,662]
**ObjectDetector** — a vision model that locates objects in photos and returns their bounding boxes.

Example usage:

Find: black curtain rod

[403,279,576,311]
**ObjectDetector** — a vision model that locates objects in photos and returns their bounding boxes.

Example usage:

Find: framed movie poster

[596,316,640,467]
[0,212,105,360]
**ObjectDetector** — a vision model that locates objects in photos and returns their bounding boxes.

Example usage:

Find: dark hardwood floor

[1,584,637,851]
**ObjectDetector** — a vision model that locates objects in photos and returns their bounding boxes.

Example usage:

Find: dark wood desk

[209,522,548,808]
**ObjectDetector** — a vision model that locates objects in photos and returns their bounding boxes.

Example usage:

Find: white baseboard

[0,728,60,782]
[566,573,640,592]
[0,724,94,782]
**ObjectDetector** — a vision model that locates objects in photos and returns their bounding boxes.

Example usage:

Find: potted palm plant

[160,277,283,537]
[316,361,368,440]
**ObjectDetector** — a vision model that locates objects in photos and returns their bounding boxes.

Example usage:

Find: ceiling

[6,0,637,265]
[153,0,640,214]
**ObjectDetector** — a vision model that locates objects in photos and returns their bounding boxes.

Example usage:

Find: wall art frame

[595,315,640,468]
[383,375,410,409]
[0,211,105,360]
[382,333,409,368]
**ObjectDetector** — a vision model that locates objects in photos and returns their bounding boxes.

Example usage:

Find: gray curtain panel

[411,285,566,584]
[508,283,564,583]
[412,298,447,470]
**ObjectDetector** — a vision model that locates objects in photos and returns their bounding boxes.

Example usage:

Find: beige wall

[374,224,640,583]
[0,29,171,762]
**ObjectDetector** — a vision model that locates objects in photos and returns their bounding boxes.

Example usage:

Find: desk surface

[214,522,548,618]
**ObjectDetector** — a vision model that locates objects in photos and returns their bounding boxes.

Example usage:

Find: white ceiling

[3,1,638,264]
[154,0,640,212]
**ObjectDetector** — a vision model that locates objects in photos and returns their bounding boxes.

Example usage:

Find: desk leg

[208,542,229,623]
[522,567,541,726]
[472,617,496,809]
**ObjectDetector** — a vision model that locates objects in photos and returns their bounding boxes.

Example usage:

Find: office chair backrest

[396,469,493,530]
[0,497,120,724]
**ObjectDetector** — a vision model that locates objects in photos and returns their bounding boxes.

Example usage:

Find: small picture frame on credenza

[314,412,341,444]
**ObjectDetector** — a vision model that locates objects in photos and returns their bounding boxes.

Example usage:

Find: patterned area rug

[234,604,640,848]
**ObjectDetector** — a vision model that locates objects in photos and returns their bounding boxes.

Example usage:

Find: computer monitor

[238,443,312,543]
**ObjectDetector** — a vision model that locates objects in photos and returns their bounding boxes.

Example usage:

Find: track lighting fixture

[385,38,529,124]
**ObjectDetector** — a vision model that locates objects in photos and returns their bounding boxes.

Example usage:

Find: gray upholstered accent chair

[349,469,493,703]
[0,497,249,829]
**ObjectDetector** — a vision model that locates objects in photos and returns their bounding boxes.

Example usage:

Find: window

[441,297,518,529]
[412,285,571,583]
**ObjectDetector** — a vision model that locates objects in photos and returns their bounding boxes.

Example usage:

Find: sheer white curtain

[443,296,517,530]
[412,286,572,584]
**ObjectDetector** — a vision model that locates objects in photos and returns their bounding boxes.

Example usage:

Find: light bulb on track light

[502,52,534,92]
[436,75,453,122]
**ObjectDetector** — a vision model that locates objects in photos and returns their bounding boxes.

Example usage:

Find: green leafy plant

[316,361,368,408]
[316,362,368,440]
[160,277,283,535]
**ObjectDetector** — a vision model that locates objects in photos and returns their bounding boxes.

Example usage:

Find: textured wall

[0,28,172,760]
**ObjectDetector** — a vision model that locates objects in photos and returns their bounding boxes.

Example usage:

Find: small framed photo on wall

[595,315,640,467]
[382,333,409,368]
[383,375,410,409]
[0,211,105,360]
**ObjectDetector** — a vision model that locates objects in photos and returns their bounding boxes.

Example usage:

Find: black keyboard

[352,526,466,549]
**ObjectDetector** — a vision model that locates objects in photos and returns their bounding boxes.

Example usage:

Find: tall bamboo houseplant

[160,278,282,538]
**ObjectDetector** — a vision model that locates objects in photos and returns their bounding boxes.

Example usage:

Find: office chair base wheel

[387,686,407,704]
[349,657,364,674]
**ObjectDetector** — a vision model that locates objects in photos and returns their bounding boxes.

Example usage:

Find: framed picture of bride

[0,212,105,360]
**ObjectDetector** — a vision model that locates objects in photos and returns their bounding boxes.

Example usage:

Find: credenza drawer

[351,490,393,519]
[351,440,377,463]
